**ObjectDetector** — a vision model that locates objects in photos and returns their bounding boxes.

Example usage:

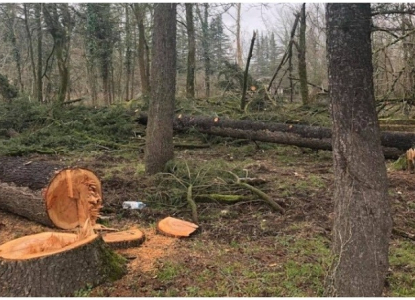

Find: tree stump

[0,232,126,296]
[157,217,198,237]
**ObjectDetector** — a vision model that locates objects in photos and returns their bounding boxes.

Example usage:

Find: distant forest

[0,3,414,107]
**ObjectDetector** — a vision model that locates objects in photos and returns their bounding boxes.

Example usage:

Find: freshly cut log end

[103,229,145,249]
[157,217,199,237]
[45,168,102,230]
[0,232,126,297]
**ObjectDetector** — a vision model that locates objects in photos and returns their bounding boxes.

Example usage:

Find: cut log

[0,157,102,229]
[157,217,198,237]
[0,232,126,296]
[137,114,411,158]
[103,229,145,249]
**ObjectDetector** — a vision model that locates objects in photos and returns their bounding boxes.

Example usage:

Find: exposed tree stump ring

[0,232,126,296]
[103,229,145,249]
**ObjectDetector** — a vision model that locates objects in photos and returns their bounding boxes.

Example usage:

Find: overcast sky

[221,3,301,56]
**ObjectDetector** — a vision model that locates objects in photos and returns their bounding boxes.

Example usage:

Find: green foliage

[0,99,136,155]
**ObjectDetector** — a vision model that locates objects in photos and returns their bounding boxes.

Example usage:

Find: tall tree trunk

[197,4,211,98]
[133,4,151,99]
[144,3,177,174]
[4,4,23,92]
[185,3,195,99]
[23,4,37,99]
[43,4,72,104]
[125,4,132,100]
[35,3,43,102]
[236,3,243,68]
[298,3,309,105]
[325,4,392,297]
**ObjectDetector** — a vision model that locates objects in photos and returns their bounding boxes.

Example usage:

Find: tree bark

[0,233,126,296]
[144,4,177,174]
[325,4,392,296]
[185,3,196,99]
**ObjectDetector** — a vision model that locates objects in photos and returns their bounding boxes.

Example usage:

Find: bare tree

[144,3,177,174]
[325,3,392,296]
[185,3,196,99]
[43,4,74,103]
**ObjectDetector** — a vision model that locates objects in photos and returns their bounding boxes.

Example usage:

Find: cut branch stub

[0,232,126,296]
[157,217,199,237]
[45,168,102,229]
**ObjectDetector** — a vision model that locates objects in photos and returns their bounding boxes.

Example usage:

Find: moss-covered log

[0,157,102,228]
[137,114,406,159]
[0,233,126,296]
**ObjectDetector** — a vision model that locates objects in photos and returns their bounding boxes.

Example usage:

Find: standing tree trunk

[144,3,177,175]
[185,3,196,99]
[298,3,309,105]
[236,3,243,68]
[197,4,211,98]
[325,4,392,297]
[23,4,37,99]
[43,4,73,104]
[125,4,132,101]
[36,3,43,102]
[133,4,151,99]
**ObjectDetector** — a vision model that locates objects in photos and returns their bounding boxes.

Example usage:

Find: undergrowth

[0,98,137,155]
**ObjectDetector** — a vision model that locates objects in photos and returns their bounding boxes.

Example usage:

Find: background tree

[144,3,177,175]
[132,3,151,99]
[325,3,392,296]
[185,3,196,98]
[297,3,309,105]
[43,3,74,103]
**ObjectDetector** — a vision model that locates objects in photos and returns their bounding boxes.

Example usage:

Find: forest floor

[2,132,415,296]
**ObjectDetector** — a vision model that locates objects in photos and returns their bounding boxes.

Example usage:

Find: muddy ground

[1,140,414,296]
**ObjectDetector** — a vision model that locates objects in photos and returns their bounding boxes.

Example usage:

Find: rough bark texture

[138,114,411,158]
[0,157,61,226]
[0,234,126,296]
[325,4,392,296]
[144,4,177,174]
[185,3,196,99]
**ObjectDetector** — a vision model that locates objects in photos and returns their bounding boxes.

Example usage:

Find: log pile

[137,114,415,158]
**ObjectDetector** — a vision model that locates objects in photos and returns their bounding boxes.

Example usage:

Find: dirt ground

[0,142,414,296]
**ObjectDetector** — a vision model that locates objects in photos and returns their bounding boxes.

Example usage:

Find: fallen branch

[392,228,415,241]
[228,171,285,214]
[194,194,252,203]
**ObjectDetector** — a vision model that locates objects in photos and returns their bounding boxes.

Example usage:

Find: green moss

[100,244,127,281]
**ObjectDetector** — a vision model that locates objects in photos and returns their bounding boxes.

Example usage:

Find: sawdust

[118,227,178,272]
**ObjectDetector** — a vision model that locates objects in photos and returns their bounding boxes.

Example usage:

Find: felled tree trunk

[137,114,407,158]
[0,232,126,296]
[0,157,102,228]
